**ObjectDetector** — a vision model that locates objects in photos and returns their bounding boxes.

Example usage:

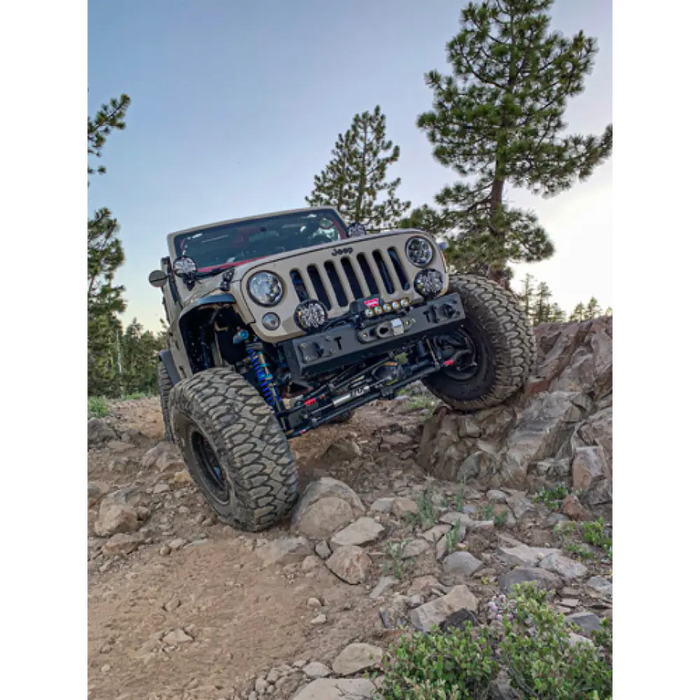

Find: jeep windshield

[173,209,348,276]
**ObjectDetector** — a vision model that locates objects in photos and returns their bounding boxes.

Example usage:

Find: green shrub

[534,485,569,509]
[88,396,109,419]
[410,488,438,529]
[499,583,612,699]
[581,518,612,549]
[380,623,497,699]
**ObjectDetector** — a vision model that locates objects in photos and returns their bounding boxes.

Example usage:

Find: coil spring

[247,347,281,410]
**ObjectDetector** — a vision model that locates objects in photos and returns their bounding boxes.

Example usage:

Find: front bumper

[281,293,466,379]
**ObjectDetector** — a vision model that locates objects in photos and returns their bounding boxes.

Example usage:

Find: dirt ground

[88,399,427,700]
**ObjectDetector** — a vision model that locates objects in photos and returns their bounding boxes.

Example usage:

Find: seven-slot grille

[288,248,411,310]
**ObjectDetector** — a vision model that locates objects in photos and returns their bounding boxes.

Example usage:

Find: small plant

[379,622,498,699]
[411,488,438,529]
[403,395,437,413]
[451,484,466,512]
[478,504,496,521]
[494,510,509,528]
[88,396,109,419]
[534,485,569,510]
[499,583,613,699]
[564,542,596,560]
[121,391,150,400]
[384,540,410,580]
[581,518,612,550]
[444,522,461,555]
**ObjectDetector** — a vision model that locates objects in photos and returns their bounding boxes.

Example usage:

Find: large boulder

[417,318,612,495]
[88,418,117,447]
[290,478,365,539]
[142,442,185,472]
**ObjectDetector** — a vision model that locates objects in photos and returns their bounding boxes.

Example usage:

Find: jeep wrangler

[149,206,536,531]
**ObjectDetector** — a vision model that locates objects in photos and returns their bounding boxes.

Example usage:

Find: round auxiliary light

[248,271,284,307]
[173,256,197,277]
[391,301,400,311]
[364,308,374,318]
[406,237,434,267]
[374,306,383,315]
[414,268,444,300]
[262,312,281,330]
[400,298,410,308]
[294,299,329,331]
[383,303,392,313]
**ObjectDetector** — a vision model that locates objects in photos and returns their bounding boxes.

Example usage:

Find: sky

[88,0,612,331]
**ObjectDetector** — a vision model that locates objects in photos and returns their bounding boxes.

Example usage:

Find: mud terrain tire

[169,367,299,531]
[422,274,536,411]
[157,361,174,442]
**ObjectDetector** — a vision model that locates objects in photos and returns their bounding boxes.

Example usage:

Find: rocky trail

[88,319,613,700]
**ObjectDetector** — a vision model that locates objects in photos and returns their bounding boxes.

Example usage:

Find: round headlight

[248,272,284,307]
[294,300,329,331]
[173,256,197,277]
[406,237,433,267]
[261,312,281,330]
[414,268,444,299]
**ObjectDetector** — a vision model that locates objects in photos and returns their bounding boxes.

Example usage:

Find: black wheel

[157,361,174,442]
[422,274,536,411]
[169,367,299,531]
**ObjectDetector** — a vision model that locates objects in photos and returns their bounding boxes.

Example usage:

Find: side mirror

[149,270,169,288]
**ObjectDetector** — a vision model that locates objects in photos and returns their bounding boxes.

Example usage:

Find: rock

[490,671,520,700]
[442,551,484,578]
[88,482,109,508]
[562,494,594,521]
[421,524,451,543]
[586,576,613,596]
[291,478,365,539]
[409,585,479,632]
[379,595,410,629]
[162,628,193,645]
[307,597,322,608]
[153,483,170,494]
[171,470,193,486]
[103,532,144,555]
[457,416,481,438]
[439,512,472,527]
[292,678,376,700]
[506,494,535,519]
[487,489,508,503]
[332,642,383,676]
[382,433,413,447]
[369,576,399,600]
[572,446,609,493]
[439,607,478,632]
[567,632,594,648]
[94,500,140,537]
[498,567,563,593]
[492,504,517,527]
[497,543,561,568]
[323,438,362,462]
[370,498,394,513]
[303,662,331,679]
[106,440,132,453]
[329,517,385,551]
[159,545,171,556]
[302,555,322,571]
[315,541,332,560]
[255,677,268,694]
[142,441,185,471]
[169,538,187,551]
[88,418,117,446]
[326,545,371,584]
[565,611,602,634]
[401,539,430,559]
[407,575,441,597]
[255,537,311,568]
[310,613,327,625]
[105,486,146,508]
[540,552,588,580]
[164,598,180,612]
[391,498,418,518]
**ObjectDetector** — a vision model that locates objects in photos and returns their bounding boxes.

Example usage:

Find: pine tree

[585,296,603,319]
[88,93,131,396]
[417,0,612,283]
[533,281,553,325]
[306,106,411,229]
[121,319,164,396]
[569,302,586,322]
[517,273,537,323]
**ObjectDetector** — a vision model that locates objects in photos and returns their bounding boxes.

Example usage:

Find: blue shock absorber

[247,347,282,410]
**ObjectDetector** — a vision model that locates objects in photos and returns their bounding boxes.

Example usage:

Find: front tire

[169,367,299,531]
[422,275,536,411]
[157,361,174,442]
